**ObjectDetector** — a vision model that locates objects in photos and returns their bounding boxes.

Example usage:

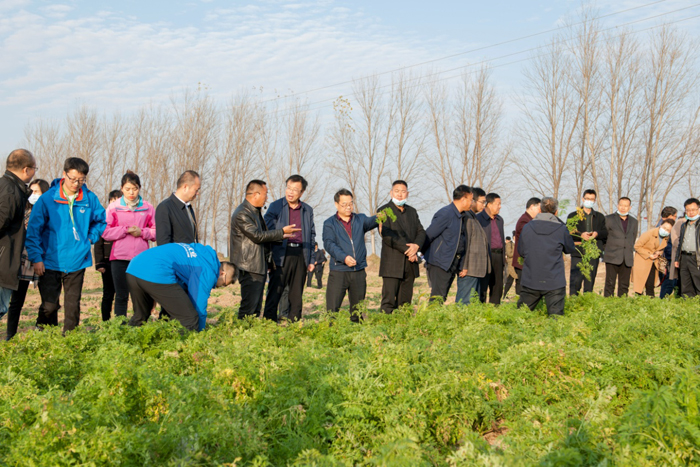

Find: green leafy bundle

[566,208,602,281]
[376,207,397,225]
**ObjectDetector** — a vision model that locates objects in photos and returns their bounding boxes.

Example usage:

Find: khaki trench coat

[631,227,668,295]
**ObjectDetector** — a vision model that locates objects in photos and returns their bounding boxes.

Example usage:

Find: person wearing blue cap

[126,243,236,331]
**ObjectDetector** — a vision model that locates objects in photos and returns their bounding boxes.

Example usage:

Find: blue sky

[1,0,698,153]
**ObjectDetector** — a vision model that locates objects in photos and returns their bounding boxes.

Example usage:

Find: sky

[2,0,699,153]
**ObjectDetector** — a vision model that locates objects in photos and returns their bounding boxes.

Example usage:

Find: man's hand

[34,262,45,276]
[282,224,302,238]
[459,269,468,278]
[408,254,418,263]
[127,226,142,237]
[580,232,592,241]
[344,256,357,267]
[308,264,315,272]
[97,267,106,273]
[405,243,420,257]
[675,261,680,268]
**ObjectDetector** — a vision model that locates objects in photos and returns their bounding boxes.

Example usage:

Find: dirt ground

[1,254,613,339]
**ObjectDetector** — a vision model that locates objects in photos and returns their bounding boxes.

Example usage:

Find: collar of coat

[54,179,85,204]
[2,170,29,195]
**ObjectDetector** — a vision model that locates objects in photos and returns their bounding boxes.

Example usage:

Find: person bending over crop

[126,243,236,331]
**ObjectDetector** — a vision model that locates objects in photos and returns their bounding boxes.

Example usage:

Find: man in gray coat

[0,149,36,318]
[603,197,638,297]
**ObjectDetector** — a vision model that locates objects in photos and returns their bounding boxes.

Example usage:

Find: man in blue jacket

[423,185,472,301]
[26,157,106,332]
[322,189,377,322]
[126,243,236,331]
[517,197,576,317]
[263,175,316,322]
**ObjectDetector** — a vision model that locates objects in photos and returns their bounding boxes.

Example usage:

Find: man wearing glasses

[0,149,36,319]
[230,180,300,320]
[263,175,316,322]
[322,189,378,322]
[26,157,106,333]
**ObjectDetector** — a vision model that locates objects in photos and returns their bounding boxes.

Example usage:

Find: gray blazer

[603,214,638,267]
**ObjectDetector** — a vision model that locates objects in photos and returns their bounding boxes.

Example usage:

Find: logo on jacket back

[178,243,197,258]
[80,208,85,214]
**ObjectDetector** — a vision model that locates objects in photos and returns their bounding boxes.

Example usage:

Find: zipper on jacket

[335,216,357,271]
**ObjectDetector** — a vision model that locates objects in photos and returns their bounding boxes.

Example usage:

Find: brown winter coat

[631,227,668,295]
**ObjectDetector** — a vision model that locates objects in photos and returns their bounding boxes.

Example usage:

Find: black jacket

[0,171,29,290]
[378,201,426,279]
[155,194,198,245]
[676,219,700,267]
[519,213,577,291]
[93,237,114,270]
[230,199,285,275]
[476,210,506,266]
[314,249,327,266]
[566,208,607,258]
[603,214,638,267]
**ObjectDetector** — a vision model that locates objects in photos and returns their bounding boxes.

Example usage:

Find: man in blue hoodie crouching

[517,197,576,317]
[126,243,237,331]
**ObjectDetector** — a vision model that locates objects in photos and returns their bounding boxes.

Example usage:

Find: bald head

[6,149,36,183]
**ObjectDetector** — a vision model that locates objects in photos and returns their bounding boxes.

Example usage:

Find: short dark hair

[6,149,34,171]
[541,197,558,214]
[506,236,511,241]
[660,206,678,219]
[334,188,353,203]
[619,196,631,204]
[286,174,308,192]
[582,189,597,198]
[472,187,486,199]
[121,170,141,189]
[109,189,123,201]
[526,197,542,209]
[684,198,700,208]
[177,170,200,189]
[392,180,408,189]
[245,179,266,194]
[662,218,676,228]
[29,179,49,194]
[453,185,472,201]
[221,261,237,284]
[64,157,90,176]
[485,193,500,205]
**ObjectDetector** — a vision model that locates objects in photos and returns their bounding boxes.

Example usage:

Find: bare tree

[101,112,130,201]
[389,71,426,185]
[66,105,103,193]
[23,118,65,181]
[327,96,361,201]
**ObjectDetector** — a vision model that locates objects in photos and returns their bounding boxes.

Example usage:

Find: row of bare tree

[22,22,699,255]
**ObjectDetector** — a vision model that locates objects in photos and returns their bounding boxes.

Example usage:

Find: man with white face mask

[674,198,700,298]
[603,197,638,297]
[567,189,608,295]
[378,180,426,314]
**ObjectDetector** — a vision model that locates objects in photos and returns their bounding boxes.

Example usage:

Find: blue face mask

[583,200,595,209]
[392,197,407,207]
[659,228,670,238]
[687,214,700,221]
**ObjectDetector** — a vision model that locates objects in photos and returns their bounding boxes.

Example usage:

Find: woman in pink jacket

[102,171,156,318]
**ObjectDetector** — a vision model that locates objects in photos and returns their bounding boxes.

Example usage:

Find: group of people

[1,148,698,337]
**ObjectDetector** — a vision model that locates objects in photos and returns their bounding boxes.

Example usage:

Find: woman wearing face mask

[101,171,156,318]
[5,179,49,340]
[632,218,676,296]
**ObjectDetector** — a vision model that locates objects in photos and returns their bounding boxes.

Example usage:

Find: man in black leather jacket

[230,180,299,320]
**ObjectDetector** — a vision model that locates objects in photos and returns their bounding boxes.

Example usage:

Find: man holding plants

[26,157,106,332]
[567,189,607,295]
[517,197,576,317]
[323,188,378,322]
[378,180,426,314]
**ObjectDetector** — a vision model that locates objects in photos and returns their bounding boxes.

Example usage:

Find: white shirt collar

[174,193,190,207]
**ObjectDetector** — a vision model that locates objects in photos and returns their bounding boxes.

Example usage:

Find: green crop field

[1,291,699,466]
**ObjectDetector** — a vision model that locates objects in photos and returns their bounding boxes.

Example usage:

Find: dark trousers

[37,269,85,332]
[679,254,700,298]
[307,265,324,288]
[503,272,515,298]
[326,269,367,322]
[100,264,115,321]
[427,264,457,302]
[569,257,600,296]
[480,251,504,304]
[659,273,677,298]
[639,263,657,297]
[6,280,30,340]
[380,262,416,314]
[111,260,130,318]
[126,274,198,331]
[265,248,307,322]
[518,286,566,316]
[603,262,632,297]
[514,268,523,295]
[238,270,267,319]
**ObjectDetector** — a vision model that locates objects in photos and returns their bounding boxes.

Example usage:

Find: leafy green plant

[376,207,397,225]
[566,207,601,281]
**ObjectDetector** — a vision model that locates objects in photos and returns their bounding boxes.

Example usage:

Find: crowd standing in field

[1,148,699,337]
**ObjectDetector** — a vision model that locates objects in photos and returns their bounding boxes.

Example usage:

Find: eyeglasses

[26,166,38,171]
[65,173,86,184]
[338,202,354,209]
[286,186,302,194]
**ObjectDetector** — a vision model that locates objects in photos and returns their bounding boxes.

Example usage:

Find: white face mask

[392,197,407,207]
[583,200,595,209]
[617,210,629,217]
[28,193,41,205]
[659,228,670,238]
